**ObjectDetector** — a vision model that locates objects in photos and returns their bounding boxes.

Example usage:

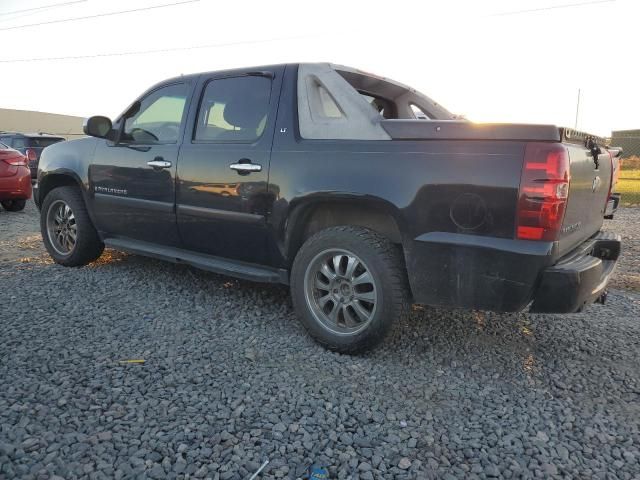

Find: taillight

[609,150,620,185]
[2,155,28,167]
[25,148,37,162]
[605,150,614,208]
[516,142,570,241]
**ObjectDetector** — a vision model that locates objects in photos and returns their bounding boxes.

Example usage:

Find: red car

[0,141,32,211]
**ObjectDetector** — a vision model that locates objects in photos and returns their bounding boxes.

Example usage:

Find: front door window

[123,83,189,144]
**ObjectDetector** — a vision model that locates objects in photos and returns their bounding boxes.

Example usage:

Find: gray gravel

[1,202,640,480]
[603,207,640,291]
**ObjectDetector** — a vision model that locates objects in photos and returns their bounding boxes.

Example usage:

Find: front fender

[37,137,98,206]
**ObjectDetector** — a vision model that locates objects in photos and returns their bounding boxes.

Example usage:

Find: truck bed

[380,120,561,141]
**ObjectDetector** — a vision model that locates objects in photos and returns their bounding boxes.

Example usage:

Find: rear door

[176,69,282,264]
[558,142,612,255]
[89,82,192,246]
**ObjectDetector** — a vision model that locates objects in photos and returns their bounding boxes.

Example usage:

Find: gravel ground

[1,202,640,480]
[602,208,640,291]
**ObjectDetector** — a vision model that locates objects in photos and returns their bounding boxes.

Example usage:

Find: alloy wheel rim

[304,249,378,335]
[46,200,77,255]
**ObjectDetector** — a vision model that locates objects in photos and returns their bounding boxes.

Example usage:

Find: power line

[489,0,615,17]
[0,34,316,63]
[0,0,199,32]
[0,0,86,17]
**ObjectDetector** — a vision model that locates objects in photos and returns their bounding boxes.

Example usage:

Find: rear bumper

[604,193,620,219]
[530,231,621,313]
[406,232,553,312]
[0,167,32,200]
[406,230,621,313]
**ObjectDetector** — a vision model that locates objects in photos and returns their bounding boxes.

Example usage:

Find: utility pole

[574,88,581,129]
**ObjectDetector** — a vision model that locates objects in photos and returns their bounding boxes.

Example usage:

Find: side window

[12,138,26,149]
[317,85,343,118]
[123,83,188,144]
[194,76,271,143]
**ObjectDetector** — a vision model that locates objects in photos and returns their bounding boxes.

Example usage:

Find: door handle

[147,158,172,169]
[229,162,262,173]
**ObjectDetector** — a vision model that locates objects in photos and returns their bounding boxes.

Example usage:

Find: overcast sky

[0,0,638,136]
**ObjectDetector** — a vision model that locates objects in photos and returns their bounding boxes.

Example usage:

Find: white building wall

[0,108,84,140]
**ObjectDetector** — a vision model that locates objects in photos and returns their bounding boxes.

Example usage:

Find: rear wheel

[40,186,104,266]
[291,226,410,353]
[1,199,26,212]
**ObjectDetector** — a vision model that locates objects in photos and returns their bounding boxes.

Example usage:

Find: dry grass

[618,168,640,206]
[613,156,640,206]
[621,156,640,170]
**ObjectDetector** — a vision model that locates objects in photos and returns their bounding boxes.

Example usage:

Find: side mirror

[83,116,114,140]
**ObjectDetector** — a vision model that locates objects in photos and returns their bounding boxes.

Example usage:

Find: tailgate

[557,139,612,256]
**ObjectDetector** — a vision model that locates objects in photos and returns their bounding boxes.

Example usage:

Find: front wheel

[291,226,410,353]
[40,186,104,266]
[1,199,26,211]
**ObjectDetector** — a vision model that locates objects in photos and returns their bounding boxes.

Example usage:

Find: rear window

[335,67,452,120]
[410,104,432,120]
[26,137,64,148]
[360,93,394,119]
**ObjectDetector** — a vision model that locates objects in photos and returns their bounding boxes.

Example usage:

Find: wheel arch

[284,196,406,266]
[37,171,84,207]
[37,171,101,235]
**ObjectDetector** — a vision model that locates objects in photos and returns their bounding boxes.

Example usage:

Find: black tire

[40,186,104,266]
[291,226,410,353]
[1,199,26,212]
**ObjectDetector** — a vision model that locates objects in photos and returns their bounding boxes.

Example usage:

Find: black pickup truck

[34,63,622,352]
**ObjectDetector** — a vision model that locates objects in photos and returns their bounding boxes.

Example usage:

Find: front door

[176,70,282,264]
[89,82,192,246]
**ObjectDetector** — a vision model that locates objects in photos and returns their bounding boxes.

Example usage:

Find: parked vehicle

[0,142,32,211]
[0,132,65,179]
[34,63,622,352]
